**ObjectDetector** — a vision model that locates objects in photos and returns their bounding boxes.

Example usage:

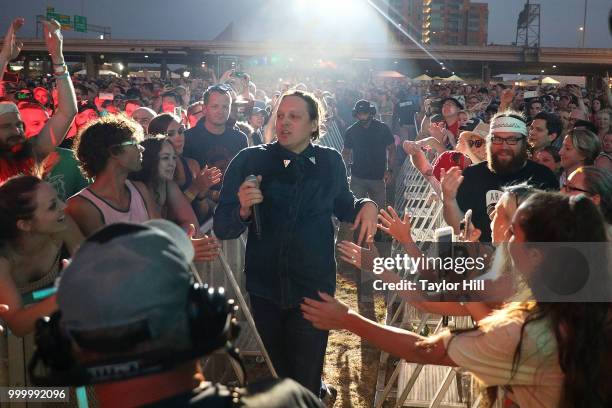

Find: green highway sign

[73,15,87,32]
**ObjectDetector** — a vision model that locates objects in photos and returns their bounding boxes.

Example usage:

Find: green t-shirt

[46,147,90,201]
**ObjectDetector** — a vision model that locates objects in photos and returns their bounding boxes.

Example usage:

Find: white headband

[490,116,527,136]
[0,102,19,116]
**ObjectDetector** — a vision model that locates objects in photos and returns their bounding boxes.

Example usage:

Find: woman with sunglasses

[148,113,222,209]
[559,128,601,186]
[562,166,612,237]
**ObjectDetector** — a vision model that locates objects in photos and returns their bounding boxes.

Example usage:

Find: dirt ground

[322,270,389,408]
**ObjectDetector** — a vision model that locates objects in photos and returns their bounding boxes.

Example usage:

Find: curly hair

[73,114,143,178]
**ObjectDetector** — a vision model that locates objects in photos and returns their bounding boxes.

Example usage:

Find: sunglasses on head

[468,139,484,148]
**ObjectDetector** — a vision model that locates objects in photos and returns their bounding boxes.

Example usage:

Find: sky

[0,0,610,48]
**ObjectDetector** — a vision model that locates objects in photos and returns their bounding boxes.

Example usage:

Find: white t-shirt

[440,312,563,408]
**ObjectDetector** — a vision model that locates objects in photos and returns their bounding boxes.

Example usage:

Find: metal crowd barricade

[374,152,486,408]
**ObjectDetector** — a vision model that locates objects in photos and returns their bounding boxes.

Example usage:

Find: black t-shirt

[343,119,394,180]
[394,96,421,126]
[143,378,324,407]
[183,124,248,176]
[456,160,559,242]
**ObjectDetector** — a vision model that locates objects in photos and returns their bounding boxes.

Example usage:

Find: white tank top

[75,180,150,225]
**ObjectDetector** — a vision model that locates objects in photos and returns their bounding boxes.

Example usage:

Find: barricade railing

[374,151,486,408]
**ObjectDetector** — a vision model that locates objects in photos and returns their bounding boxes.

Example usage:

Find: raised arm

[0,18,23,77]
[32,20,77,159]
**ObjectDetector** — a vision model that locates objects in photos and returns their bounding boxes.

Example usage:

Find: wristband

[53,64,68,75]
[52,61,66,66]
[184,190,196,202]
[53,72,69,80]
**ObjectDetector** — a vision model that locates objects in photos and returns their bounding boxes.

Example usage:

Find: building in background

[388,0,488,46]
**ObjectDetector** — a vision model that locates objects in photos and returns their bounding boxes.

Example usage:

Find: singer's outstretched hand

[238,175,263,221]
[352,202,378,246]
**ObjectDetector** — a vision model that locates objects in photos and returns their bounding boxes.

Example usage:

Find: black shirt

[213,142,374,308]
[456,160,559,242]
[393,95,421,126]
[183,123,248,176]
[144,379,324,407]
[343,119,394,180]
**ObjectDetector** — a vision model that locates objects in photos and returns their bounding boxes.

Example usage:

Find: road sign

[74,15,87,32]
[46,10,72,29]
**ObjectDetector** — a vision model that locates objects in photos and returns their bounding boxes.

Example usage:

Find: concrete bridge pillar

[85,53,99,80]
[482,63,491,84]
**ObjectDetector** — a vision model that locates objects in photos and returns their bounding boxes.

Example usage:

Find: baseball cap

[440,97,463,110]
[460,117,490,138]
[432,151,470,181]
[250,106,266,116]
[353,99,374,113]
[57,223,193,352]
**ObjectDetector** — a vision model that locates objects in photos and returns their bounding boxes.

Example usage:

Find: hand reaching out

[378,206,413,245]
[440,167,464,202]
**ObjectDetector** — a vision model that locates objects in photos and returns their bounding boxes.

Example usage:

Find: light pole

[581,0,588,47]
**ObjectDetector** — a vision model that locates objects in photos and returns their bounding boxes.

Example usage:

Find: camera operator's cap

[144,219,194,262]
[57,223,193,351]
[353,99,375,113]
[0,101,19,116]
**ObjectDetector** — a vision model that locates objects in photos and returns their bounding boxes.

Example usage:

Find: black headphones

[28,281,241,386]
[352,100,377,118]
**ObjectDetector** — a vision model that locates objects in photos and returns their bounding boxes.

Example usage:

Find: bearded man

[441,111,558,242]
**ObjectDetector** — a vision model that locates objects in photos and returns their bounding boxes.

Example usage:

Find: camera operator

[29,221,323,408]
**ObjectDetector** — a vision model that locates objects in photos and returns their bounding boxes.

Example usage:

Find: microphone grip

[245,175,262,240]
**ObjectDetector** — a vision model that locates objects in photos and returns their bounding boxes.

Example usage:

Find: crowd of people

[1,16,611,408]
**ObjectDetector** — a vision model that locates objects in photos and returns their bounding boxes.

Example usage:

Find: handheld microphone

[245,175,262,240]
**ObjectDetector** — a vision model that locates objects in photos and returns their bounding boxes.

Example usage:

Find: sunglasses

[562,183,592,195]
[468,139,484,148]
[110,139,141,149]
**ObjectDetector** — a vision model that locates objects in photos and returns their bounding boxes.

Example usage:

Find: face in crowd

[158,140,177,181]
[19,106,49,138]
[22,181,68,236]
[0,111,27,156]
[528,118,552,151]
[441,100,458,118]
[33,88,49,106]
[559,135,585,171]
[205,91,231,129]
[165,118,186,155]
[132,108,155,133]
[487,130,528,176]
[534,149,560,173]
[528,101,542,118]
[162,95,179,114]
[595,111,610,134]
